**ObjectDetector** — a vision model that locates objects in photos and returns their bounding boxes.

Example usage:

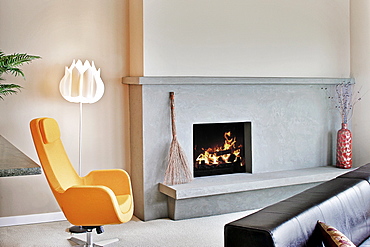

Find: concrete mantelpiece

[123,76,351,221]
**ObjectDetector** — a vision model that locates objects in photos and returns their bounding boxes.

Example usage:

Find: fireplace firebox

[193,122,252,177]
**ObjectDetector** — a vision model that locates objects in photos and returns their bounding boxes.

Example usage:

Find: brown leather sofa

[224,164,370,247]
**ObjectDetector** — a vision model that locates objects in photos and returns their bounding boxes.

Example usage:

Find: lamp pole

[59,60,105,176]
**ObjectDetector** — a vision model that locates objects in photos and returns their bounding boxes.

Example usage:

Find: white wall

[128,0,354,220]
[143,0,350,77]
[350,0,370,166]
[0,0,130,217]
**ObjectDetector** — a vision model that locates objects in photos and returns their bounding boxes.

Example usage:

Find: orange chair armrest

[83,169,132,195]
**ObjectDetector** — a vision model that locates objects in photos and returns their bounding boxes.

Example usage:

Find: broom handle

[170,92,177,138]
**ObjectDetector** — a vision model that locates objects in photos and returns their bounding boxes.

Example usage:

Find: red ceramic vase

[336,123,352,169]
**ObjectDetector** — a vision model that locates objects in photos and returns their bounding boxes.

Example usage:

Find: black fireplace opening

[193,122,252,177]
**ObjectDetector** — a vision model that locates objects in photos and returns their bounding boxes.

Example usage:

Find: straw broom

[164,92,193,185]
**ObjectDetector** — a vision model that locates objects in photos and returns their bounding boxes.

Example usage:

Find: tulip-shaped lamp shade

[60,60,104,103]
[59,60,104,175]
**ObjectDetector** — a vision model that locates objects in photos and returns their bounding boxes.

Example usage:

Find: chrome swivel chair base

[67,226,119,247]
[69,234,119,247]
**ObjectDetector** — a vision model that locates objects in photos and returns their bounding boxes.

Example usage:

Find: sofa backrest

[225,176,370,247]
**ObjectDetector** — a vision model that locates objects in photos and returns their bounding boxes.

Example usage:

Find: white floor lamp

[59,60,104,176]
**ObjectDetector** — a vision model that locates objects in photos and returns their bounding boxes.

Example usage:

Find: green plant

[0,50,41,99]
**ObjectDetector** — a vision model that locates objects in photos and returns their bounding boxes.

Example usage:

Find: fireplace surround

[123,76,354,221]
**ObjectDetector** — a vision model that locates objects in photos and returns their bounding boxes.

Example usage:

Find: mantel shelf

[122,76,354,85]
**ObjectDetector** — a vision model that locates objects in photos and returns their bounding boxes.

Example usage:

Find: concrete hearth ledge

[159,166,353,200]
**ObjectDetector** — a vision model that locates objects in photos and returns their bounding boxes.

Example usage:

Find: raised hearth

[123,76,353,221]
[159,166,351,219]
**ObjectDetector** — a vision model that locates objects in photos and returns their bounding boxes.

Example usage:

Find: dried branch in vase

[322,81,365,124]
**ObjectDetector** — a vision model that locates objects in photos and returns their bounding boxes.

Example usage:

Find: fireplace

[193,122,252,177]
[123,76,350,221]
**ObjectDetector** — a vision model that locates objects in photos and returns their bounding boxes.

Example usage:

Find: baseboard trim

[0,212,66,227]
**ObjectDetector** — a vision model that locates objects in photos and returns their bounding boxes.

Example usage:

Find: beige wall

[0,0,130,217]
[351,0,370,166]
[0,0,364,220]
[143,0,350,77]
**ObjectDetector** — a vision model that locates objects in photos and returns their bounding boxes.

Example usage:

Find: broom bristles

[164,136,193,185]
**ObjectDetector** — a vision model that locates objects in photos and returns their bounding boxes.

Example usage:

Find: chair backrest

[30,118,82,195]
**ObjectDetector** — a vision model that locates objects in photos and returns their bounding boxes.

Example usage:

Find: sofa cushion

[317,221,355,247]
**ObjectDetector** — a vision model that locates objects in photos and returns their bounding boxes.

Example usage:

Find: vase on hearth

[336,123,352,169]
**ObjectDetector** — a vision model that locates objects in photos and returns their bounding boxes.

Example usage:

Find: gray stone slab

[159,166,352,219]
[159,166,352,200]
[167,182,322,220]
[0,136,41,177]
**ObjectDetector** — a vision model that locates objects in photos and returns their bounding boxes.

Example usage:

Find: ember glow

[195,131,243,166]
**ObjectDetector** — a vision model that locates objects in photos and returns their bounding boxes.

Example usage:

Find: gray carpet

[0,210,256,247]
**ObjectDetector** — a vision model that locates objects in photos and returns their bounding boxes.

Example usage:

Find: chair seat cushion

[117,195,132,213]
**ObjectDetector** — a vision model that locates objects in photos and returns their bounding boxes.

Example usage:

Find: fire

[195,131,243,166]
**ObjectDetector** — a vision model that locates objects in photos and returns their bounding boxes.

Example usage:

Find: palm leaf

[0,51,41,78]
[0,50,40,99]
[0,84,22,100]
